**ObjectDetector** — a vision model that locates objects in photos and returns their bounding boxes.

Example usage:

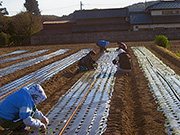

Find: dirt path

[104,47,167,135]
[0,41,180,135]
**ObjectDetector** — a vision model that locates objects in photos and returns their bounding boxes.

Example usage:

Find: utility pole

[145,0,147,8]
[80,1,83,10]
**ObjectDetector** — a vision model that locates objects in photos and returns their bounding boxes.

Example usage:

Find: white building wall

[151,11,162,16]
[133,23,180,31]
[151,9,180,16]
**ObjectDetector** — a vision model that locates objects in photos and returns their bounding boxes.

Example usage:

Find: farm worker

[75,50,98,74]
[112,42,132,73]
[0,84,49,131]
[96,40,109,52]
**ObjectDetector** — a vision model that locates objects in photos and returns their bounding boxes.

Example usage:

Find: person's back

[75,50,97,74]
[78,54,95,70]
[118,52,132,69]
[113,48,132,73]
[0,88,34,120]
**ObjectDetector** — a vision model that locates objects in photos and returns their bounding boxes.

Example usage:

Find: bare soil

[0,41,180,135]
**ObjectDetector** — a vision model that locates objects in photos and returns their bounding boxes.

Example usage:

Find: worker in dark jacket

[75,50,98,74]
[113,42,132,73]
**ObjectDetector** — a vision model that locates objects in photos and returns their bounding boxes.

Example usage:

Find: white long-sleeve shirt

[23,109,45,128]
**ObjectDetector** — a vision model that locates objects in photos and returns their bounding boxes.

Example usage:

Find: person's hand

[41,116,49,125]
[40,124,46,130]
[93,63,98,68]
[105,49,109,52]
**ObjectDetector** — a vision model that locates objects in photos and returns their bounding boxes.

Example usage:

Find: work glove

[41,116,49,125]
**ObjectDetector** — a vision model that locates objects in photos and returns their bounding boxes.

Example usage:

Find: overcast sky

[3,0,154,17]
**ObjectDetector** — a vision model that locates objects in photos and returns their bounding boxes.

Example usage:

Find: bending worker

[0,84,49,131]
[96,40,109,52]
[112,42,132,73]
[75,50,98,74]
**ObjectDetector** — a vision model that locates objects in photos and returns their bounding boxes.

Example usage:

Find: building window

[162,10,180,15]
[134,26,139,31]
[162,10,173,14]
[173,10,180,14]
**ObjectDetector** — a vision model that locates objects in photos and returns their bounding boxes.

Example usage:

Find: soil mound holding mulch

[0,41,180,135]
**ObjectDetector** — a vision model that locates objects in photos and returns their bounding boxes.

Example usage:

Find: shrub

[0,32,9,46]
[154,35,170,48]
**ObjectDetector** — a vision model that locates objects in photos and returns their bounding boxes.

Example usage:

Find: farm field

[0,41,180,135]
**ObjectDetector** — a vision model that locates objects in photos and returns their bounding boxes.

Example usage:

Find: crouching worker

[112,45,132,73]
[0,84,49,131]
[75,50,98,74]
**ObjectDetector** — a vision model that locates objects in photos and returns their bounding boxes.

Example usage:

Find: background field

[0,40,180,135]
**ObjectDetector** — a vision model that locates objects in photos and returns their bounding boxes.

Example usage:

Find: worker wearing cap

[113,42,132,73]
[0,84,49,131]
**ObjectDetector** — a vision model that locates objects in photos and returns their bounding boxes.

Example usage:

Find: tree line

[0,0,42,46]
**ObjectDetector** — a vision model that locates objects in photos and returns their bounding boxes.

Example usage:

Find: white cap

[29,84,47,104]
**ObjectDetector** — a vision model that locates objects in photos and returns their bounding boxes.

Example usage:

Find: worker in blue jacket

[0,84,49,131]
